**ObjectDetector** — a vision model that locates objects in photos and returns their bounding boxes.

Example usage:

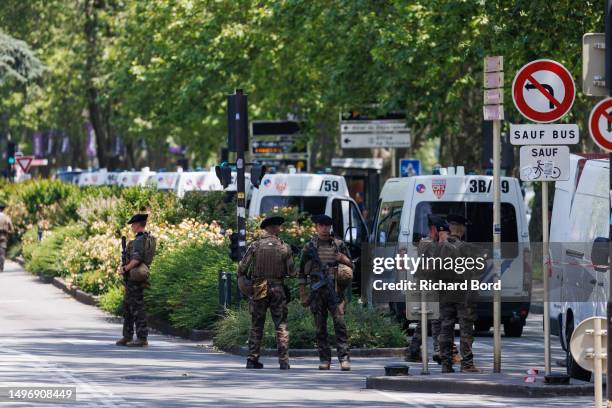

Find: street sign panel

[509,124,579,145]
[399,159,420,177]
[331,157,383,170]
[588,98,612,152]
[512,59,576,123]
[582,33,607,97]
[519,145,570,181]
[16,156,33,173]
[340,119,410,148]
[483,104,504,121]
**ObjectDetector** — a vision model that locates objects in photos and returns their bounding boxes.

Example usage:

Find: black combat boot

[115,337,131,346]
[279,362,290,370]
[404,349,421,362]
[246,359,264,369]
[441,360,455,373]
[127,338,148,347]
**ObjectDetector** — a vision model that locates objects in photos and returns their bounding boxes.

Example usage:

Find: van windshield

[413,201,519,258]
[260,196,327,216]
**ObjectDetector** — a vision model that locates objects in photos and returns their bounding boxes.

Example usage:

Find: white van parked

[548,156,609,381]
[249,173,369,243]
[116,168,156,188]
[149,170,252,199]
[372,167,532,337]
[77,169,112,187]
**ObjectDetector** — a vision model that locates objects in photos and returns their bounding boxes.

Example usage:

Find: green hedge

[213,301,406,349]
[23,224,85,278]
[145,241,236,330]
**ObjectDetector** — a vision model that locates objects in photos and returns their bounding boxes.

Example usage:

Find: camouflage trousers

[248,283,289,364]
[0,246,5,272]
[122,281,148,340]
[310,288,349,363]
[439,301,476,367]
[408,319,440,356]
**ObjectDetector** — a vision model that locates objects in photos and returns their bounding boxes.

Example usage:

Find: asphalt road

[0,260,598,407]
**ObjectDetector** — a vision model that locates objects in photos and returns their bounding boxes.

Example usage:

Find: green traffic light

[7,158,15,164]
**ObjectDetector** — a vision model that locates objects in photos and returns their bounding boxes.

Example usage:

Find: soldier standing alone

[299,214,353,371]
[238,216,294,370]
[116,213,156,348]
[0,202,13,272]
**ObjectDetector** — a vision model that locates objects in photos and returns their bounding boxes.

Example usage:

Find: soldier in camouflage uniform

[116,213,156,348]
[238,216,294,370]
[406,214,447,362]
[299,214,353,371]
[0,203,13,272]
[438,214,480,373]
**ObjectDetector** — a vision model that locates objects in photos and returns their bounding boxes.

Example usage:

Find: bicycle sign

[519,145,570,181]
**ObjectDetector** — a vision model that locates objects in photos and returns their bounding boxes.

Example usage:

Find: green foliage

[73,269,107,296]
[145,241,236,330]
[18,179,82,226]
[178,191,236,230]
[214,301,406,349]
[23,224,85,277]
[98,285,124,316]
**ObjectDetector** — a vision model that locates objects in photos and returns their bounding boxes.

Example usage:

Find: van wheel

[565,316,591,382]
[503,321,523,337]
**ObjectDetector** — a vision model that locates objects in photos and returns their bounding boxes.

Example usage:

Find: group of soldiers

[407,213,481,373]
[238,214,353,371]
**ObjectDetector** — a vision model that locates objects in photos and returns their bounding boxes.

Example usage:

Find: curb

[38,271,214,342]
[365,375,594,398]
[220,346,405,358]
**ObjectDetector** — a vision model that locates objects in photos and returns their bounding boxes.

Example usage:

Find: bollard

[218,270,228,309]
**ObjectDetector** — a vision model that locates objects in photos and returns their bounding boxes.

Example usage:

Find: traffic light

[215,164,232,189]
[6,141,15,165]
[250,163,266,189]
[227,89,248,152]
[229,232,242,261]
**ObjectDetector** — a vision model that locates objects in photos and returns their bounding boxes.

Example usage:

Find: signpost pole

[605,2,612,404]
[493,118,502,373]
[542,181,551,375]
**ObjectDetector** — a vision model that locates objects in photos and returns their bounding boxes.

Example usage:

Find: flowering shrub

[247,206,315,249]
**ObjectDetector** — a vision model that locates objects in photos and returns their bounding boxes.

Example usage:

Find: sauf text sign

[519,145,570,181]
[510,124,579,145]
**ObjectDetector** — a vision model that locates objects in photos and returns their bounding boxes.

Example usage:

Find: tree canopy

[0,1,605,170]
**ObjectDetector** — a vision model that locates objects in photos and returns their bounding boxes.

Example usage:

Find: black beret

[427,214,449,232]
[312,214,333,226]
[446,214,471,226]
[260,216,285,229]
[127,213,148,224]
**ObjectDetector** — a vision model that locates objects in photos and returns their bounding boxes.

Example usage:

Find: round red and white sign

[512,59,575,123]
[588,98,612,152]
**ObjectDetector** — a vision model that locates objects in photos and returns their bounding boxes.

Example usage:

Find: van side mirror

[591,237,610,272]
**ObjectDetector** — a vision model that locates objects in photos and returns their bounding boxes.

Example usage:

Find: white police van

[373,167,531,337]
[116,168,156,188]
[548,155,609,381]
[76,169,112,187]
[249,173,369,243]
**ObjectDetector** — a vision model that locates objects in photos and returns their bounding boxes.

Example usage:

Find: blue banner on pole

[399,159,420,177]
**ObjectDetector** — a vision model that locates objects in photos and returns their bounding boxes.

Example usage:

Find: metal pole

[234,90,247,264]
[493,119,502,373]
[606,1,612,403]
[391,149,397,178]
[420,290,429,375]
[595,317,604,408]
[608,151,612,407]
[542,181,551,375]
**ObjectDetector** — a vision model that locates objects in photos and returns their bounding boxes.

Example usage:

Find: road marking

[0,344,126,407]
[0,300,25,303]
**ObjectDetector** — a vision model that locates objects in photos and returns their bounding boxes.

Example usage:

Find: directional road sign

[340,120,410,148]
[588,97,612,152]
[512,59,575,123]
